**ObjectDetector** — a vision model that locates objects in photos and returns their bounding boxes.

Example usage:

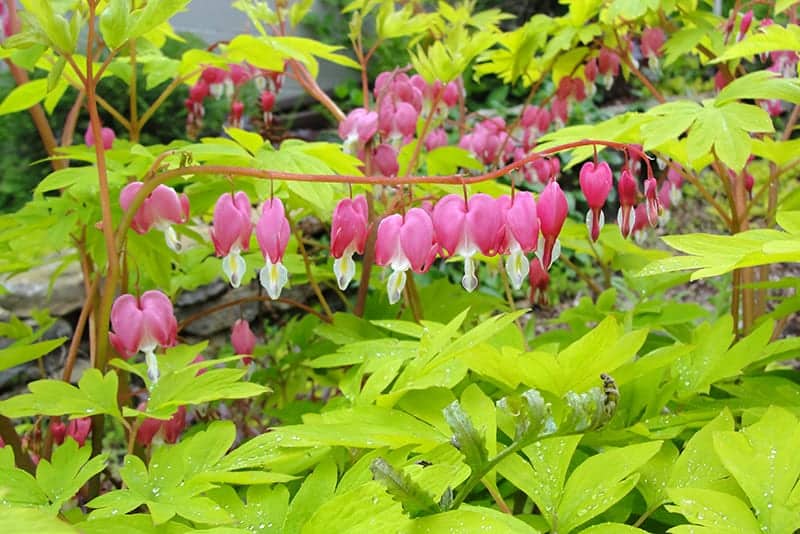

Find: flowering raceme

[120,182,190,252]
[330,195,369,290]
[210,192,253,288]
[109,290,177,383]
[375,208,438,304]
[256,198,291,300]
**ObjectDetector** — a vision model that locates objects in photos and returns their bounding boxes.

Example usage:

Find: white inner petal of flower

[333,254,356,291]
[387,269,407,305]
[144,348,160,384]
[223,249,247,288]
[162,225,182,252]
[259,259,289,300]
[505,248,530,291]
[462,256,479,292]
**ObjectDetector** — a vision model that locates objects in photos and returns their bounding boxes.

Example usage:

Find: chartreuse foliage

[0,0,799,532]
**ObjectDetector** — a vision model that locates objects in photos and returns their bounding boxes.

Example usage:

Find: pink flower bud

[331,195,369,290]
[66,417,91,447]
[537,181,568,270]
[255,198,291,299]
[617,169,639,239]
[374,144,399,177]
[580,161,613,241]
[50,418,66,445]
[232,319,257,357]
[375,209,438,304]
[738,10,753,41]
[84,126,116,150]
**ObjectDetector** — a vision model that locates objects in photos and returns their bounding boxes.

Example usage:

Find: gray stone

[178,282,260,337]
[0,258,84,317]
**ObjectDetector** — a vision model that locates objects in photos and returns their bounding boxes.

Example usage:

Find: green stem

[450,440,524,509]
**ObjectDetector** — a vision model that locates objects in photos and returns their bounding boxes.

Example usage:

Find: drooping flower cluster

[185,63,283,138]
[371,182,568,302]
[338,72,460,175]
[50,417,92,447]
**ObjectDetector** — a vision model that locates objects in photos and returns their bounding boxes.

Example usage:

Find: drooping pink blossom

[425,128,448,151]
[255,198,291,299]
[585,58,599,83]
[617,169,639,239]
[119,182,190,252]
[644,176,661,227]
[551,97,569,128]
[498,192,539,290]
[374,144,399,177]
[598,48,620,89]
[433,194,504,292]
[375,208,438,304]
[579,161,613,241]
[50,418,66,445]
[136,404,187,446]
[330,195,369,290]
[66,417,92,447]
[338,108,379,154]
[110,290,177,382]
[210,192,253,288]
[537,181,568,270]
[641,28,665,62]
[229,100,245,128]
